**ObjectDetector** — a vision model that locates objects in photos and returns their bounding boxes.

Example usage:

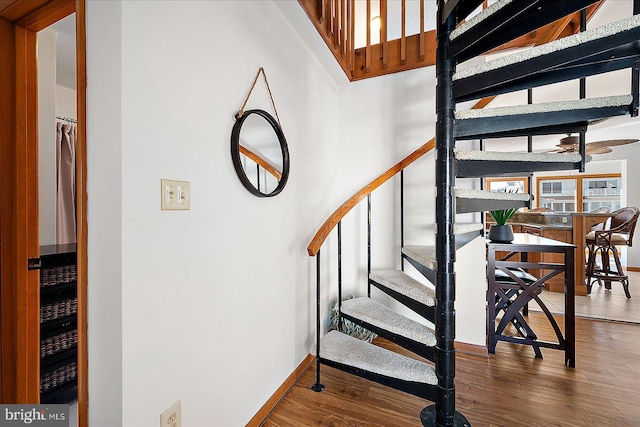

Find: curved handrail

[239,145,282,180]
[306,98,499,256]
[307,137,435,256]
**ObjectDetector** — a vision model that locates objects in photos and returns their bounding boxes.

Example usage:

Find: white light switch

[161,179,190,210]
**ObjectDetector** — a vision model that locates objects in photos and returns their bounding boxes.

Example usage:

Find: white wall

[56,85,76,118]
[87,1,342,425]
[38,28,57,246]
[86,1,123,425]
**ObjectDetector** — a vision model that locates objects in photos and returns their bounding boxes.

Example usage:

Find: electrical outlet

[161,179,190,210]
[160,400,182,427]
[562,216,568,223]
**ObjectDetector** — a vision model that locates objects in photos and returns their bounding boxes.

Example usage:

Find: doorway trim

[0,1,87,425]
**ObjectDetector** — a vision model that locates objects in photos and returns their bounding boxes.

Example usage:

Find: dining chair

[585,207,639,298]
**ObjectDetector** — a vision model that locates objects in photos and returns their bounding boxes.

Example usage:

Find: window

[538,179,576,212]
[582,177,621,212]
[485,177,528,194]
[536,174,622,213]
[541,181,565,195]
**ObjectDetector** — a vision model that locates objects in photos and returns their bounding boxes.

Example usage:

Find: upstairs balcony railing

[298,0,604,81]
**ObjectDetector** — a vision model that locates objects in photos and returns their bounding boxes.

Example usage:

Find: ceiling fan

[551,134,639,155]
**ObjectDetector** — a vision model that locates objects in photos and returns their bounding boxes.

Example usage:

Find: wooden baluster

[366,0,371,73]
[341,0,346,57]
[401,0,406,65]
[419,0,425,61]
[329,0,334,38]
[333,0,339,48]
[381,0,388,69]
[349,0,355,77]
[319,0,325,24]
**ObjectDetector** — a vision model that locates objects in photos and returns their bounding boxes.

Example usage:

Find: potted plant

[488,208,518,243]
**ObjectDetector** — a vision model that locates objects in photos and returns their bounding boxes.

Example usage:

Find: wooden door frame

[0,1,87,425]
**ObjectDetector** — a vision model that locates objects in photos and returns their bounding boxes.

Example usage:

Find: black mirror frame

[231,109,290,197]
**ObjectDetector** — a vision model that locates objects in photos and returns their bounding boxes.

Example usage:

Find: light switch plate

[161,179,190,210]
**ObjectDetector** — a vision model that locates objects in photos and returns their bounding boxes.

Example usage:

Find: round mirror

[231,109,290,197]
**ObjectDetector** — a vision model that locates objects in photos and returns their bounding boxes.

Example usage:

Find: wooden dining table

[487,233,576,367]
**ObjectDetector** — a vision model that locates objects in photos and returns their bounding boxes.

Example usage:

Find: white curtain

[56,122,76,244]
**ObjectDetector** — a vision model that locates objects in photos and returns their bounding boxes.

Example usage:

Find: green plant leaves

[329,296,377,343]
[489,208,519,225]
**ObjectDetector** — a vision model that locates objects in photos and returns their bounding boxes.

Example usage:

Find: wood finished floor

[263,314,640,426]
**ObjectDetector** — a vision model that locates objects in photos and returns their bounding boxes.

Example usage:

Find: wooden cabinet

[39,244,78,404]
[521,226,573,292]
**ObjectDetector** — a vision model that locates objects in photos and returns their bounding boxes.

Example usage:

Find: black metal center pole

[579,9,587,173]
[528,89,534,195]
[422,2,470,426]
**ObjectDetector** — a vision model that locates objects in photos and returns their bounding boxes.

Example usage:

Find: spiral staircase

[304,1,640,425]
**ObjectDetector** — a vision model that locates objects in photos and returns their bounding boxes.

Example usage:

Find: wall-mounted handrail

[307,137,433,256]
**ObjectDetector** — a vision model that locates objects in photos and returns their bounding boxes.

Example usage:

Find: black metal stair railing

[310,170,409,390]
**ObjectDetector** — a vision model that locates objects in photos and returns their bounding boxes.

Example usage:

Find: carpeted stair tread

[448,0,599,64]
[455,95,632,120]
[442,0,485,28]
[455,188,531,202]
[454,222,484,234]
[370,270,436,307]
[450,0,512,40]
[318,330,437,385]
[455,151,582,163]
[341,297,436,347]
[403,246,437,271]
[454,14,640,81]
[456,189,531,214]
